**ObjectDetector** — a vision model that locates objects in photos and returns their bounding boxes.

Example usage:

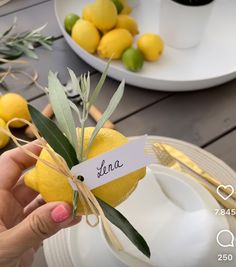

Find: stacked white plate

[44,136,236,267]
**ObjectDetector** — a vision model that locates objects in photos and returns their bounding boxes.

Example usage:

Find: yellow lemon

[115,14,139,36]
[82,3,93,21]
[90,0,118,32]
[120,0,132,14]
[0,93,31,128]
[0,118,10,149]
[24,127,146,214]
[72,19,100,53]
[97,28,133,59]
[137,33,164,62]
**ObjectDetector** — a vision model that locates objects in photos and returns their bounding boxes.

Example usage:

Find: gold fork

[152,143,236,200]
[152,144,236,212]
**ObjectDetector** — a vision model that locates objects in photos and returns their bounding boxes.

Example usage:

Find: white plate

[54,0,236,91]
[44,165,228,267]
[101,166,229,267]
[44,136,236,267]
[144,135,236,236]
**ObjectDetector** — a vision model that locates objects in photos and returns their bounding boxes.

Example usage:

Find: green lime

[122,47,144,72]
[64,13,80,34]
[112,0,124,14]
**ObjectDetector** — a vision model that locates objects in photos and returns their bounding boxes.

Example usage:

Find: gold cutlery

[152,143,236,212]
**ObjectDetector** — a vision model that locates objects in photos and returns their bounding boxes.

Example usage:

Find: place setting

[44,135,236,267]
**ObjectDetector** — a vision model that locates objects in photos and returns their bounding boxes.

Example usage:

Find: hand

[0,143,80,267]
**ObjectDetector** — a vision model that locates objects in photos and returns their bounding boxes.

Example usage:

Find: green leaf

[0,21,53,60]
[85,79,125,157]
[0,18,17,40]
[97,197,151,258]
[30,24,47,36]
[68,68,83,99]
[38,40,52,50]
[83,72,90,102]
[13,44,38,59]
[88,61,110,110]
[28,104,79,169]
[0,48,23,60]
[48,71,79,157]
[0,24,15,40]
[69,99,82,122]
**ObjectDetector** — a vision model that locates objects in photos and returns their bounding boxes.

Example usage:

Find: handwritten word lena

[97,159,124,178]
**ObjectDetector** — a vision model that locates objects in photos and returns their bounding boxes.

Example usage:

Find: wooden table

[1,1,236,265]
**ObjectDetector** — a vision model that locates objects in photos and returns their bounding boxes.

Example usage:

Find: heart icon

[216,185,235,200]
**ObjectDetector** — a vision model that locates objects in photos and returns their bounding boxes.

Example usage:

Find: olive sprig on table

[0,19,54,61]
[0,20,54,90]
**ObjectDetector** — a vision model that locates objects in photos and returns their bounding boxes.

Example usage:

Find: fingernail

[51,204,71,223]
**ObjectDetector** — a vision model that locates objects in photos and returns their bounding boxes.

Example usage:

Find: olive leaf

[0,21,53,60]
[28,104,79,169]
[0,18,16,40]
[97,197,151,258]
[48,71,79,157]
[68,68,83,100]
[87,61,110,110]
[85,79,125,158]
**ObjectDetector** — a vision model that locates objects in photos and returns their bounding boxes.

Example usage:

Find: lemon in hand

[64,13,80,34]
[0,118,10,149]
[98,28,133,59]
[0,93,31,128]
[122,47,144,72]
[24,127,146,215]
[72,19,100,53]
[137,33,164,62]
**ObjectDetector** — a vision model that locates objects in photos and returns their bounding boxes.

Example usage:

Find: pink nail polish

[51,205,70,223]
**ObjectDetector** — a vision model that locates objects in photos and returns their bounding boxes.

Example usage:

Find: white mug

[159,0,215,49]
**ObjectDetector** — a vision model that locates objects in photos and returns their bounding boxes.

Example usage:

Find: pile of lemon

[64,0,164,72]
[0,93,31,149]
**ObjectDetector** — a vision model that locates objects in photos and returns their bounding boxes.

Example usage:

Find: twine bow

[0,118,123,251]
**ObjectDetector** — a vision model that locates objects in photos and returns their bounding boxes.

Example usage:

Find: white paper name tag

[70,136,154,190]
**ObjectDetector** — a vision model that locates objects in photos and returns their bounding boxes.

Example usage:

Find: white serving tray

[55,0,236,91]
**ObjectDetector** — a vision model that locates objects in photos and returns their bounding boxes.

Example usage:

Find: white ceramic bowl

[54,0,236,91]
